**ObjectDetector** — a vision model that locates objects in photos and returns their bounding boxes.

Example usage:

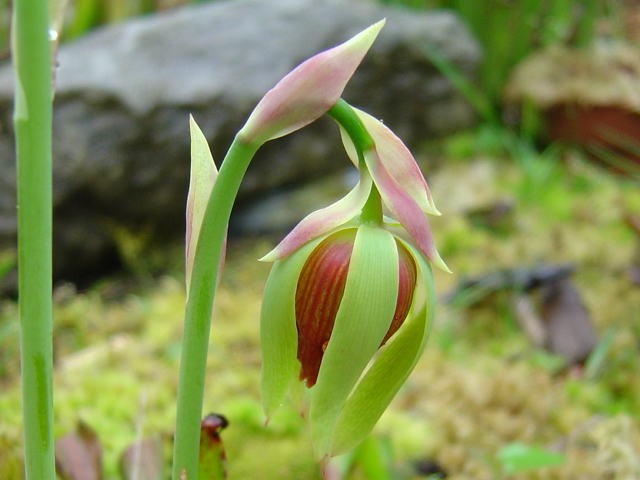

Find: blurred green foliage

[378,0,615,105]
[497,442,565,474]
[63,0,158,39]
[0,0,202,55]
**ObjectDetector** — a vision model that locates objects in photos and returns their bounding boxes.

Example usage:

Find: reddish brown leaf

[55,420,103,480]
[198,413,228,480]
[541,278,598,365]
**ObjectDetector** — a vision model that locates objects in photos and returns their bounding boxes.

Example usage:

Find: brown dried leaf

[55,420,103,480]
[541,278,598,365]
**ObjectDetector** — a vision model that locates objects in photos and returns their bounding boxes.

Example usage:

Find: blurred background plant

[379,0,611,105]
[0,0,622,69]
[0,0,207,57]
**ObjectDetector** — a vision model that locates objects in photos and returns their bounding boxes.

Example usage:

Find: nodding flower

[260,208,438,461]
[259,100,446,461]
[184,17,447,474]
[218,20,449,463]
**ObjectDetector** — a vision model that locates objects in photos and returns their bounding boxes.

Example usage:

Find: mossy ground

[1,149,639,479]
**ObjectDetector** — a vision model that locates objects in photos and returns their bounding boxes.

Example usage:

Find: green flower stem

[327,99,375,157]
[327,99,382,224]
[172,136,260,480]
[12,1,55,480]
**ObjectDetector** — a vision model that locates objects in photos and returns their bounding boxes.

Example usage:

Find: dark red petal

[295,229,356,387]
[381,240,417,345]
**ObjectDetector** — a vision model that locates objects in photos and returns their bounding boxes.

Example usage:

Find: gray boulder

[0,0,479,288]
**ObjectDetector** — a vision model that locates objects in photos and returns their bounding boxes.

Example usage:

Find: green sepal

[309,224,399,460]
[288,372,307,415]
[330,240,435,456]
[186,115,217,292]
[260,237,323,420]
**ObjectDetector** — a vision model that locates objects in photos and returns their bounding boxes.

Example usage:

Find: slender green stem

[13,1,55,480]
[172,136,260,480]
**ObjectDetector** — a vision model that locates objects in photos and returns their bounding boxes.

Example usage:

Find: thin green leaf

[13,0,56,477]
[584,326,617,380]
[421,44,497,125]
[498,443,565,474]
[185,115,217,291]
[575,0,600,47]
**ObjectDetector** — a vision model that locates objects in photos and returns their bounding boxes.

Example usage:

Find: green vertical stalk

[171,136,259,480]
[12,0,55,480]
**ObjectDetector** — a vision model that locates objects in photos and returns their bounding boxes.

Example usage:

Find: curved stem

[327,99,383,224]
[13,0,56,479]
[327,99,375,157]
[171,136,260,480]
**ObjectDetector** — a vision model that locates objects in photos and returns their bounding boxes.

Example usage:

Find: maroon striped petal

[295,229,356,387]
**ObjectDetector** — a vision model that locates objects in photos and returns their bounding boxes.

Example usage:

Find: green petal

[260,238,321,420]
[309,224,399,460]
[261,225,359,418]
[331,241,435,456]
[186,115,218,291]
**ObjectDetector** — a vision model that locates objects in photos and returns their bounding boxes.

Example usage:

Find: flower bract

[186,115,220,292]
[238,20,385,146]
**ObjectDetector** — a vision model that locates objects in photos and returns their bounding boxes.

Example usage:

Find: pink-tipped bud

[238,20,385,146]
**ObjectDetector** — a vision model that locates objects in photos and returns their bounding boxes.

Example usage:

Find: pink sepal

[353,108,439,216]
[239,20,385,146]
[364,149,449,272]
[260,172,373,262]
